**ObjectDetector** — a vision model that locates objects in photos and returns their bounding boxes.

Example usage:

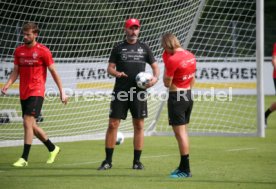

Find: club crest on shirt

[121,53,127,60]
[138,48,144,54]
[32,52,38,59]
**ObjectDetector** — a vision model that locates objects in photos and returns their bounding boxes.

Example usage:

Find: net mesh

[0,0,257,146]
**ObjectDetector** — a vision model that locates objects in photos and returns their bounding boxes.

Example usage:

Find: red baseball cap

[125,18,140,28]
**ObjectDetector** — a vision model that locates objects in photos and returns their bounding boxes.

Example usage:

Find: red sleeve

[163,52,177,77]
[273,43,276,56]
[165,60,177,77]
[13,48,19,65]
[42,47,54,66]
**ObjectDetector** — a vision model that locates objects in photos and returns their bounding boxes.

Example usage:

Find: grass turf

[0,96,275,189]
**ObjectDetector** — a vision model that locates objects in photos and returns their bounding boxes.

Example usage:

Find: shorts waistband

[169,90,191,94]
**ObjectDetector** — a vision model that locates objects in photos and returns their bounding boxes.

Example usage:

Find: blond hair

[161,33,181,50]
[22,22,39,34]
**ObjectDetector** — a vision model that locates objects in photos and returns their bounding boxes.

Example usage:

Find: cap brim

[126,24,140,28]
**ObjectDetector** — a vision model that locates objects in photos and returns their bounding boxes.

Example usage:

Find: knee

[174,131,181,139]
[133,119,144,132]
[173,129,186,140]
[108,120,119,130]
[271,102,276,111]
[23,116,35,129]
[32,124,39,133]
[134,124,144,132]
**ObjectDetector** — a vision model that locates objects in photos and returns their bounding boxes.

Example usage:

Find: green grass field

[0,94,258,139]
[0,96,275,189]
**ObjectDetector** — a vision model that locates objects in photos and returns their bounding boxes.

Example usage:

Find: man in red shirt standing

[1,22,68,167]
[264,43,276,127]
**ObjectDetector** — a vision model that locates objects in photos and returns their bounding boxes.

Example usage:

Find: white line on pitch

[143,154,178,158]
[58,160,102,167]
[57,154,178,167]
[226,148,256,152]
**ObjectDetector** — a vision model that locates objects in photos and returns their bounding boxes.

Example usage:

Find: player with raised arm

[1,22,68,167]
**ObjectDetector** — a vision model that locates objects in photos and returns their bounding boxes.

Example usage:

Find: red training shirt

[273,43,276,78]
[162,50,196,88]
[14,43,54,100]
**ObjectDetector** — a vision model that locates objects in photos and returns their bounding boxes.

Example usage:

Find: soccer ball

[116,131,124,145]
[135,72,153,89]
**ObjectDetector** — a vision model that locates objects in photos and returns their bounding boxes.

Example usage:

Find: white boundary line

[58,160,102,167]
[143,154,178,159]
[57,153,178,167]
[226,148,256,152]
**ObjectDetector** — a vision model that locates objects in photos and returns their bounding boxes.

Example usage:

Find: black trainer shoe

[97,160,112,170]
[132,161,144,170]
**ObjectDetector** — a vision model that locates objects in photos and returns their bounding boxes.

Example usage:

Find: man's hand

[116,72,128,78]
[1,86,8,95]
[60,92,68,105]
[146,76,158,88]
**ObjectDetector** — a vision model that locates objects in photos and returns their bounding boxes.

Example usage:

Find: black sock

[21,144,31,161]
[265,109,272,119]
[179,154,190,173]
[105,148,114,163]
[134,149,142,163]
[43,139,55,152]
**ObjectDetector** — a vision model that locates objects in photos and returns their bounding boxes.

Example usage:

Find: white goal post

[0,0,263,147]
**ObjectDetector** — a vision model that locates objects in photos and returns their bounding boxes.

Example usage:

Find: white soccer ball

[116,131,124,145]
[135,72,153,89]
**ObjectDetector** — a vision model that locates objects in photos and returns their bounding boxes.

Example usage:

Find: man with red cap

[98,18,160,170]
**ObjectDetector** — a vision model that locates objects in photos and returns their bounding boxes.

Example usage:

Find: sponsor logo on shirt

[187,58,196,64]
[182,74,194,80]
[32,52,38,59]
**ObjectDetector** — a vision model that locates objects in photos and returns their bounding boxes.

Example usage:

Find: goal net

[0,0,258,146]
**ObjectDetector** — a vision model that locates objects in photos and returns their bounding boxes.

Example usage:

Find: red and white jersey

[162,50,196,88]
[14,43,54,100]
[273,43,276,78]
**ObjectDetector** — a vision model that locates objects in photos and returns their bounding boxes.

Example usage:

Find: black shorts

[20,96,44,118]
[167,90,193,126]
[274,78,276,95]
[109,90,148,120]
